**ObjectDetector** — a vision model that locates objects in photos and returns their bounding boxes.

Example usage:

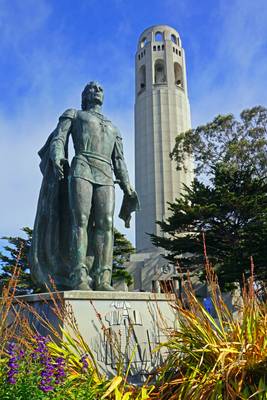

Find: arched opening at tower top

[139,65,146,91]
[155,31,163,41]
[171,34,177,44]
[154,60,166,84]
[174,62,183,87]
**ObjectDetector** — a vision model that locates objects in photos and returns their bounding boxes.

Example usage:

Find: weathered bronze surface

[30,82,139,291]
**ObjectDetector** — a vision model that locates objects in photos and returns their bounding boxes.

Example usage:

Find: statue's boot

[95,267,114,291]
[70,265,93,290]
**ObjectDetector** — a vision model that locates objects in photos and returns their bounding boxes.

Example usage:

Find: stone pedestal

[14,291,176,383]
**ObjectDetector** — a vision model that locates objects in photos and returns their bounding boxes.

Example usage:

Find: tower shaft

[135,25,193,251]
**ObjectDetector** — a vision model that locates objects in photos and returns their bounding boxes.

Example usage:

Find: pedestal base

[14,291,176,383]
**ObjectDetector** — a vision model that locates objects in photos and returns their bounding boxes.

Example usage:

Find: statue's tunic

[50,108,130,190]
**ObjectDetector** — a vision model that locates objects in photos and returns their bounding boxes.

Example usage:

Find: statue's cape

[29,131,75,290]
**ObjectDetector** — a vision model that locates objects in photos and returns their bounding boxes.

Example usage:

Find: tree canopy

[0,227,33,294]
[112,228,135,286]
[151,106,267,290]
[171,106,267,178]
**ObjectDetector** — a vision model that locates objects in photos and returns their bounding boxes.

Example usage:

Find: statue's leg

[69,176,93,290]
[93,185,115,291]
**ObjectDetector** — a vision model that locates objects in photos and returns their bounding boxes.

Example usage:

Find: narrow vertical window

[174,62,183,87]
[139,65,146,91]
[154,60,166,84]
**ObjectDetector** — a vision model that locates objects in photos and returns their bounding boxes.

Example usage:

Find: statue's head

[81,81,104,110]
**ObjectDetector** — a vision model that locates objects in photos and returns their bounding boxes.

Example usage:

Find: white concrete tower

[135,25,193,252]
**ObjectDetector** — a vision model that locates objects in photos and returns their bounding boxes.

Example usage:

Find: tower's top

[137,25,181,50]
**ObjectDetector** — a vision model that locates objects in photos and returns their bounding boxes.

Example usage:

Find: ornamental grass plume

[0,244,24,356]
[153,249,267,400]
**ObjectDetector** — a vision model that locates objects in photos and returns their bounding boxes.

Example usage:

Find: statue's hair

[81,81,103,110]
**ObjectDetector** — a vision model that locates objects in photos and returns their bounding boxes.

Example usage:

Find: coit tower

[135,25,193,252]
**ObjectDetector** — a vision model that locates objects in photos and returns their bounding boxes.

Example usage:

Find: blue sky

[1,0,267,248]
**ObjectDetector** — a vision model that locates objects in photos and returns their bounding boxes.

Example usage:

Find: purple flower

[80,353,89,373]
[33,335,56,392]
[8,377,16,384]
[7,342,19,384]
[40,384,54,392]
[54,357,65,385]
[7,342,16,354]
[18,349,25,359]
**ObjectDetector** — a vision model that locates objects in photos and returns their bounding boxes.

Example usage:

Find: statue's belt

[75,151,112,166]
[74,151,113,180]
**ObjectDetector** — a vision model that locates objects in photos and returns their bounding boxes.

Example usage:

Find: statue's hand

[53,158,68,180]
[124,184,135,197]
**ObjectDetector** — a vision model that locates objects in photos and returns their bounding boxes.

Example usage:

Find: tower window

[174,62,183,88]
[138,54,140,60]
[154,59,166,84]
[144,49,146,55]
[179,50,181,56]
[173,47,175,52]
[171,34,177,45]
[153,45,156,51]
[139,65,146,92]
[176,49,178,55]
[162,45,165,50]
[140,37,148,48]
[177,37,180,47]
[141,52,143,58]
[155,31,163,42]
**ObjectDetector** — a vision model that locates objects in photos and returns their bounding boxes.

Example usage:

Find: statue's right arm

[49,108,77,180]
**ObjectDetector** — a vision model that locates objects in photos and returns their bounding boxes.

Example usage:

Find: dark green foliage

[112,229,135,286]
[152,106,267,290]
[0,227,33,294]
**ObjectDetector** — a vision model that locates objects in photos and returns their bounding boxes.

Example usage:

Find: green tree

[171,106,267,178]
[112,228,135,286]
[0,227,33,293]
[151,106,267,290]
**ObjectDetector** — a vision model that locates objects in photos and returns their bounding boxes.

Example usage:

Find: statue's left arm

[50,108,76,180]
[112,130,133,196]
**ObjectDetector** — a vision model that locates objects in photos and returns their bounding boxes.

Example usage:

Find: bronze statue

[30,82,139,291]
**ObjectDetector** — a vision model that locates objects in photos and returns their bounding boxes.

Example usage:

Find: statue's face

[83,82,104,108]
